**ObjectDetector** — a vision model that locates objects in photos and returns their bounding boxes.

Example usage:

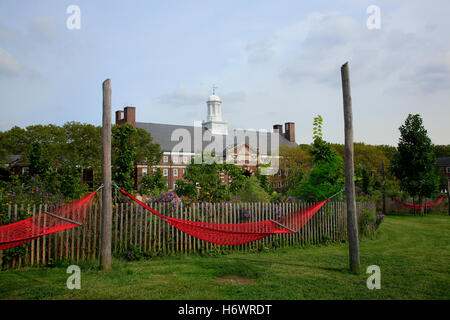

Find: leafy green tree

[391,114,439,215]
[59,161,88,199]
[236,176,270,202]
[139,168,167,196]
[112,124,136,192]
[175,161,228,202]
[28,142,48,178]
[289,115,344,201]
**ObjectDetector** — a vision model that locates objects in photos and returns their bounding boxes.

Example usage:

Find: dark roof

[136,122,297,154]
[437,157,450,166]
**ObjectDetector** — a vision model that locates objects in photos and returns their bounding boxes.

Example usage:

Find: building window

[142,168,148,176]
[163,156,168,163]
[447,167,450,174]
[172,156,178,163]
[173,169,178,177]
[183,156,188,164]
[163,168,168,176]
[278,181,282,188]
[22,167,29,174]
[173,183,177,189]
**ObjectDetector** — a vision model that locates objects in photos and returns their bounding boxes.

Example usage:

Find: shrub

[358,209,376,237]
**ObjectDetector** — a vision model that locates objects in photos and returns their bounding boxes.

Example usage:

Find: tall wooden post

[101,79,112,270]
[341,62,360,273]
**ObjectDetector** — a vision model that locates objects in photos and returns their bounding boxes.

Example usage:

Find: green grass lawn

[0,213,449,300]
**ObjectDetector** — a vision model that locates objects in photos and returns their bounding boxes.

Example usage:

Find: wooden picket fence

[0,200,375,269]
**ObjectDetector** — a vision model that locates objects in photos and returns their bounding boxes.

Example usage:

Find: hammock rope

[114,184,339,245]
[0,183,341,249]
[0,189,99,250]
[392,195,445,210]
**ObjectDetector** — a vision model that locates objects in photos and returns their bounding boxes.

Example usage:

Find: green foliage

[175,160,229,202]
[139,168,168,196]
[112,124,137,192]
[391,114,439,204]
[288,115,344,201]
[59,161,88,199]
[28,142,48,178]
[358,210,377,238]
[235,176,270,203]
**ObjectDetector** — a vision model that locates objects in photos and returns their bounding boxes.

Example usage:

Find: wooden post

[100,79,112,270]
[341,62,360,273]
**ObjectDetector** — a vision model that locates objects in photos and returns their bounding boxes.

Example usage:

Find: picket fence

[0,200,375,269]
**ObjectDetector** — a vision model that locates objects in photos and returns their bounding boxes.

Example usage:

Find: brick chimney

[284,122,295,142]
[115,106,136,127]
[273,124,283,134]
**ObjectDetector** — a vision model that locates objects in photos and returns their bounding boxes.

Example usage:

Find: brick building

[115,93,297,190]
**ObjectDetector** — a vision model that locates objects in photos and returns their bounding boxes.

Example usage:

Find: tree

[175,161,229,202]
[112,124,162,192]
[28,142,48,178]
[289,115,344,201]
[236,176,270,202]
[112,124,136,192]
[275,145,312,193]
[391,114,439,215]
[139,168,167,196]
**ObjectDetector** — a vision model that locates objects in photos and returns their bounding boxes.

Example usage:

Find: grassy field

[0,213,449,300]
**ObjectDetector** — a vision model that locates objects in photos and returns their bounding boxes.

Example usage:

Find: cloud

[246,36,277,63]
[157,86,207,107]
[0,48,29,78]
[398,51,450,93]
[157,86,246,107]
[30,15,58,42]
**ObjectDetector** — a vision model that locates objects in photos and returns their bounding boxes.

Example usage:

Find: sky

[0,0,449,146]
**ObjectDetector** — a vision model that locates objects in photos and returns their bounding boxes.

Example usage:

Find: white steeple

[202,87,228,135]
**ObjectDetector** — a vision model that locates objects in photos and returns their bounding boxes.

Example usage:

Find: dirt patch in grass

[215,275,255,285]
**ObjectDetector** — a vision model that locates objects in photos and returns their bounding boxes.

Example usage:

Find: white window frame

[447,167,450,174]
[172,156,178,163]
[183,156,188,164]
[173,168,178,177]
[163,168,168,176]
[163,156,168,163]
[142,167,148,176]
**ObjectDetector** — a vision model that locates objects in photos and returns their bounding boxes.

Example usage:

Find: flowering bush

[376,214,385,229]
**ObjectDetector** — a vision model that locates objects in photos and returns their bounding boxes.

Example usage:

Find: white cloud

[157,85,246,108]
[246,36,277,63]
[157,86,207,107]
[30,15,58,42]
[0,48,28,78]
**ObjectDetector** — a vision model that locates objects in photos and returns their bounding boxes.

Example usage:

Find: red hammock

[0,187,329,249]
[117,188,328,246]
[0,190,97,250]
[392,195,445,210]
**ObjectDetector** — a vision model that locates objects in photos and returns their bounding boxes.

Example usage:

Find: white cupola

[202,90,228,135]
